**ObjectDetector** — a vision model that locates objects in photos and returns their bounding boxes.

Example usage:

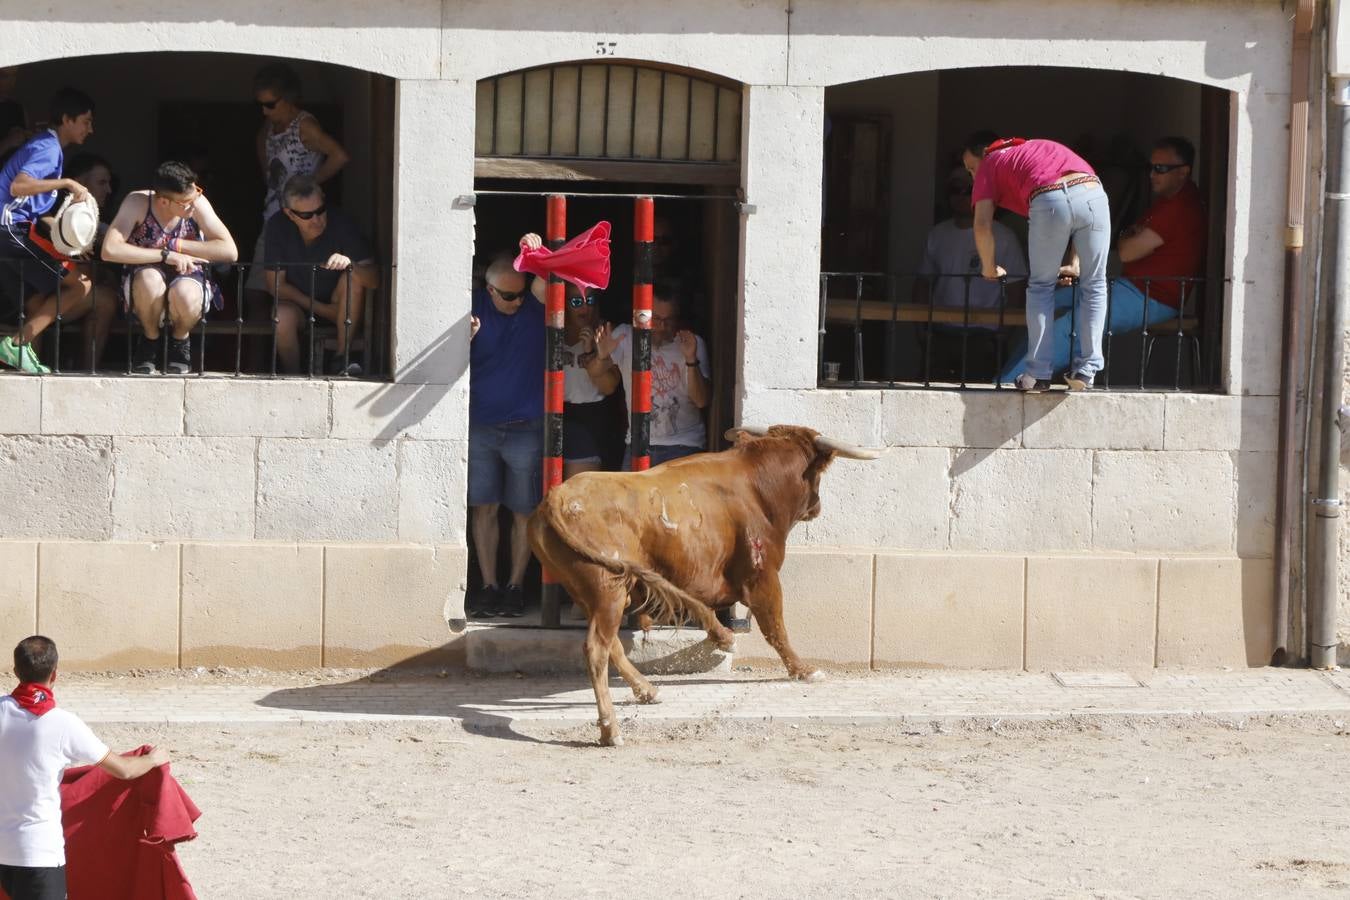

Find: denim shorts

[468,418,544,514]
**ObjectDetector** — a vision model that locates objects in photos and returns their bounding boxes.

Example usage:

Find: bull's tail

[535,495,711,628]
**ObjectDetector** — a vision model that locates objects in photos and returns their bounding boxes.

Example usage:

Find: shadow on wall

[355,318,469,442]
[949,391,1063,478]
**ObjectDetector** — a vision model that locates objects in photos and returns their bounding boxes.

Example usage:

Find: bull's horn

[724,425,770,441]
[814,435,883,460]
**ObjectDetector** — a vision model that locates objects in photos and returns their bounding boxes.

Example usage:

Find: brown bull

[527,424,879,746]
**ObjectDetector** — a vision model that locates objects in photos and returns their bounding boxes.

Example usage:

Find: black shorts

[0,225,67,311]
[0,863,67,900]
[563,400,610,463]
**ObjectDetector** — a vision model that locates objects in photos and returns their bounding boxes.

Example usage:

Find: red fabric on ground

[58,747,200,900]
[514,221,612,291]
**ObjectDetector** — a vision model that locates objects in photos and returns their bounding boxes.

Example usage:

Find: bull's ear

[725,426,768,445]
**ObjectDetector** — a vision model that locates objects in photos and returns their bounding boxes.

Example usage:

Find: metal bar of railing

[307,266,317,377]
[1137,277,1152,389]
[851,274,864,387]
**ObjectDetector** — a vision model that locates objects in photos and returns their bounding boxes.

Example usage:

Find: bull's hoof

[598,719,624,747]
[632,685,661,704]
[795,668,826,683]
[709,635,736,653]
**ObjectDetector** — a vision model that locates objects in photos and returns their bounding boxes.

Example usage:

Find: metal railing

[0,258,389,378]
[818,271,1214,391]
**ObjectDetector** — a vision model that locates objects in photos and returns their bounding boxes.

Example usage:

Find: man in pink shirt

[964,131,1111,391]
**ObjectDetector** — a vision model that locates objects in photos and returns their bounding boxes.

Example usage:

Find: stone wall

[0,0,1300,669]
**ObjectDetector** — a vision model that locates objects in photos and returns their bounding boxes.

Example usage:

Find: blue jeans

[1017,181,1111,381]
[1001,279,1180,382]
[468,418,543,514]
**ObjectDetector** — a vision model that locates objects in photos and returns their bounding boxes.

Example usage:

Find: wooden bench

[823,299,1199,334]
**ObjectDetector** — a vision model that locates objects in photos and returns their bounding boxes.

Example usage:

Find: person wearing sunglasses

[245,63,349,300]
[101,161,238,374]
[998,136,1205,386]
[466,238,546,620]
[261,174,378,375]
[595,278,711,468]
[551,278,620,480]
[964,130,1110,392]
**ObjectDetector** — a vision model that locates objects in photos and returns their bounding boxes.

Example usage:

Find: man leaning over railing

[102,161,238,375]
[262,174,379,376]
[998,136,1206,386]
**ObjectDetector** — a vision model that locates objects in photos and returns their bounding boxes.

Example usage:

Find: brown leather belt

[1028,174,1101,202]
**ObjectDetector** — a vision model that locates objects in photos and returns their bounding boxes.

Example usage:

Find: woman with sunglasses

[245,63,349,298]
[536,275,621,480]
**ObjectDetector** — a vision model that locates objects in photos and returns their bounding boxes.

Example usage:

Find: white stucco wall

[0,0,1302,667]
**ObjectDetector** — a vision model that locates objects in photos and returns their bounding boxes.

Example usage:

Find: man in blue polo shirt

[468,245,544,619]
[0,87,97,374]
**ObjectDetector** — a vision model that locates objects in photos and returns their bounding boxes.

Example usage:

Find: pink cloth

[513,221,612,291]
[971,139,1096,218]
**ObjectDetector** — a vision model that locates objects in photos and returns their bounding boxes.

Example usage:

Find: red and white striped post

[631,197,655,470]
[540,194,567,627]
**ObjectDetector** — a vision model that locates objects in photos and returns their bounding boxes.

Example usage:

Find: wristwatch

[160,247,171,264]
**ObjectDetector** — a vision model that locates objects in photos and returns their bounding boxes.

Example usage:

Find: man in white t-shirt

[915,166,1028,322]
[595,280,711,468]
[0,636,170,900]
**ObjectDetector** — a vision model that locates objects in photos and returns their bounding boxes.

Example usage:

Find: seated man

[63,152,118,370]
[0,87,99,374]
[1000,136,1205,384]
[914,166,1027,379]
[102,161,237,375]
[261,174,379,375]
[595,279,711,468]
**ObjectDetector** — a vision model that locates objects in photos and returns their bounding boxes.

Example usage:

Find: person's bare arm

[298,116,350,185]
[96,745,170,781]
[11,172,86,202]
[1118,225,1164,263]
[973,200,1004,280]
[679,331,710,409]
[173,195,237,263]
[101,194,205,273]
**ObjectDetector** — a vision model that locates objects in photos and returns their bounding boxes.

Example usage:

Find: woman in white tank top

[247,63,350,290]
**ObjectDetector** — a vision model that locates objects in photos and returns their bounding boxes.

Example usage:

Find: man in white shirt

[595,279,711,467]
[0,636,169,900]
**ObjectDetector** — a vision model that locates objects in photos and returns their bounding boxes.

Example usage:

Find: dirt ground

[89,710,1350,899]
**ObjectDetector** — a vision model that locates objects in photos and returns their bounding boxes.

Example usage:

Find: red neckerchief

[12,682,56,716]
[985,137,1027,154]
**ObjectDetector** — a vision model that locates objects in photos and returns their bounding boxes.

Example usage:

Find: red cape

[0,747,201,900]
[514,221,612,291]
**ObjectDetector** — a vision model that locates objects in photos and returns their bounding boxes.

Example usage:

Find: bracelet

[685,361,699,367]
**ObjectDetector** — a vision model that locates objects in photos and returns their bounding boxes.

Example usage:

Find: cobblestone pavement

[59,667,1350,728]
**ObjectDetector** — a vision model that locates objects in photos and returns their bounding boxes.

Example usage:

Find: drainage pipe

[1274,0,1318,664]
[1311,74,1350,670]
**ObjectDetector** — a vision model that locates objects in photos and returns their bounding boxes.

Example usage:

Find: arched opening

[468,61,745,625]
[821,65,1230,391]
[0,52,395,377]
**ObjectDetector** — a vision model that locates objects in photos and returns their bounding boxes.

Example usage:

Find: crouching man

[101,161,237,375]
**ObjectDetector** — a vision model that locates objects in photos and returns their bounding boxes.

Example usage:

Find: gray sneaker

[1013,373,1050,393]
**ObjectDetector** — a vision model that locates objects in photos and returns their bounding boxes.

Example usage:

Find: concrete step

[462,622,734,675]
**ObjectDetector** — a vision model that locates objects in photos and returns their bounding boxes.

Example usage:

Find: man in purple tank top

[964,131,1112,392]
[101,161,238,375]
